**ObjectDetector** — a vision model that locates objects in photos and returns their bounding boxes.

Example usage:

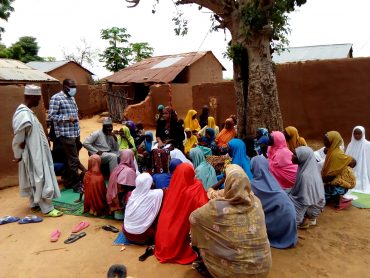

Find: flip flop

[44,209,63,217]
[64,232,86,244]
[18,215,43,224]
[102,225,119,233]
[50,229,61,242]
[0,216,20,225]
[72,221,90,233]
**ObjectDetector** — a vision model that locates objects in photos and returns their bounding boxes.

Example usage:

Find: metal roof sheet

[272,43,353,64]
[27,60,95,75]
[0,59,59,83]
[103,51,225,84]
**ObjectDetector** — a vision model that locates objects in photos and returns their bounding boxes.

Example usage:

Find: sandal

[64,232,86,244]
[138,245,154,261]
[18,215,43,224]
[45,209,63,217]
[72,221,90,233]
[30,206,41,213]
[0,216,20,225]
[50,229,61,242]
[102,225,119,233]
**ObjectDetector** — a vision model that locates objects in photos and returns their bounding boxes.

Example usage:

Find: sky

[2,0,370,79]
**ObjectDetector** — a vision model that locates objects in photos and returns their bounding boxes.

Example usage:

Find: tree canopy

[0,0,15,40]
[0,36,44,63]
[99,27,154,72]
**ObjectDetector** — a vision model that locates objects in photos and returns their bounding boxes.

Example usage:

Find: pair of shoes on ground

[50,221,90,243]
[0,215,43,225]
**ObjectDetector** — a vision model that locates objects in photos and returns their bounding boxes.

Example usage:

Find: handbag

[328,166,356,189]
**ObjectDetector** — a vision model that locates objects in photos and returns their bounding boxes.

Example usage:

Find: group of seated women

[81,104,370,277]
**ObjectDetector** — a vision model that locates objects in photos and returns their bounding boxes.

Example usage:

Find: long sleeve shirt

[83,130,119,155]
[48,91,80,138]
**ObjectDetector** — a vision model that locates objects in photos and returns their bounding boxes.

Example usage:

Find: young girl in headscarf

[199,116,219,137]
[83,155,109,216]
[345,126,370,194]
[284,126,307,152]
[290,146,325,228]
[184,109,201,132]
[268,131,298,189]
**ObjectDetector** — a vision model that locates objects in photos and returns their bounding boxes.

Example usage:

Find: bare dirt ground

[1,115,370,278]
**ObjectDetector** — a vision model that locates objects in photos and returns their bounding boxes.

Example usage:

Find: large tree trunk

[233,31,283,138]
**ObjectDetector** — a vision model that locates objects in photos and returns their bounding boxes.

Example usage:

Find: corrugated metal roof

[103,51,225,84]
[27,60,95,75]
[272,43,353,64]
[0,59,59,83]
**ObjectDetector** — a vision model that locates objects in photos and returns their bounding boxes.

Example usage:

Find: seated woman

[156,106,184,150]
[215,118,236,154]
[83,154,109,216]
[106,149,137,219]
[123,173,164,245]
[184,128,198,155]
[117,126,137,154]
[345,126,370,194]
[290,146,326,228]
[284,126,307,152]
[137,131,153,172]
[153,158,183,189]
[228,138,253,180]
[268,131,298,189]
[254,128,269,157]
[198,128,218,155]
[199,116,219,137]
[190,164,272,277]
[322,131,356,208]
[154,163,208,264]
[184,109,201,132]
[189,147,218,190]
[251,155,297,248]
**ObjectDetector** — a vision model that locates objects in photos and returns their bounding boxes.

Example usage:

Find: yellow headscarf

[285,126,307,152]
[184,128,198,154]
[322,131,352,177]
[184,109,201,131]
[207,117,216,129]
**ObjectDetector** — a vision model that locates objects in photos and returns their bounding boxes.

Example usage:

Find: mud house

[102,51,225,125]
[0,59,59,188]
[27,60,106,116]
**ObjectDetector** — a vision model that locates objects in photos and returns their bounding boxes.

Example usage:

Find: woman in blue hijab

[189,147,218,190]
[227,138,253,180]
[251,155,297,249]
[199,128,218,154]
[152,158,183,189]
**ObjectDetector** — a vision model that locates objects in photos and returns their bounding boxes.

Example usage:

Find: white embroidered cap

[103,117,113,125]
[24,84,41,95]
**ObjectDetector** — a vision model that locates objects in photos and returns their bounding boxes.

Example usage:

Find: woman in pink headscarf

[268,131,298,189]
[106,149,137,214]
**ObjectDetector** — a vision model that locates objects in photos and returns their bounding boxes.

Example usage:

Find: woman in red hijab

[83,154,109,216]
[154,163,208,264]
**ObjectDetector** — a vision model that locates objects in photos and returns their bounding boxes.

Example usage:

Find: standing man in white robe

[12,85,63,217]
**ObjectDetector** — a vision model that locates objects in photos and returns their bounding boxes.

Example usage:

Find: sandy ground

[1,115,370,278]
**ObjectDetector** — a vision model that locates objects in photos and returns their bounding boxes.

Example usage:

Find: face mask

[68,88,77,97]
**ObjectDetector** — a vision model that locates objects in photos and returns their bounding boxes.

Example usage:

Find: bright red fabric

[83,155,109,216]
[154,163,208,264]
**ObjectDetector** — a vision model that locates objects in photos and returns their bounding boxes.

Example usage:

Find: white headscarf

[124,173,164,234]
[345,126,370,194]
[170,148,192,165]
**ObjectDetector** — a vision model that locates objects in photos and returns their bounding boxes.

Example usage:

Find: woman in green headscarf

[117,126,137,155]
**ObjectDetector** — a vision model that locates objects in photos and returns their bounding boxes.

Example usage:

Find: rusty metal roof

[103,51,225,84]
[0,59,59,84]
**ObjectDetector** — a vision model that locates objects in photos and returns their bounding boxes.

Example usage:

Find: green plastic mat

[351,192,370,209]
[53,189,113,219]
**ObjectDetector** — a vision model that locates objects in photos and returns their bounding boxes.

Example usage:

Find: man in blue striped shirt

[48,79,82,192]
